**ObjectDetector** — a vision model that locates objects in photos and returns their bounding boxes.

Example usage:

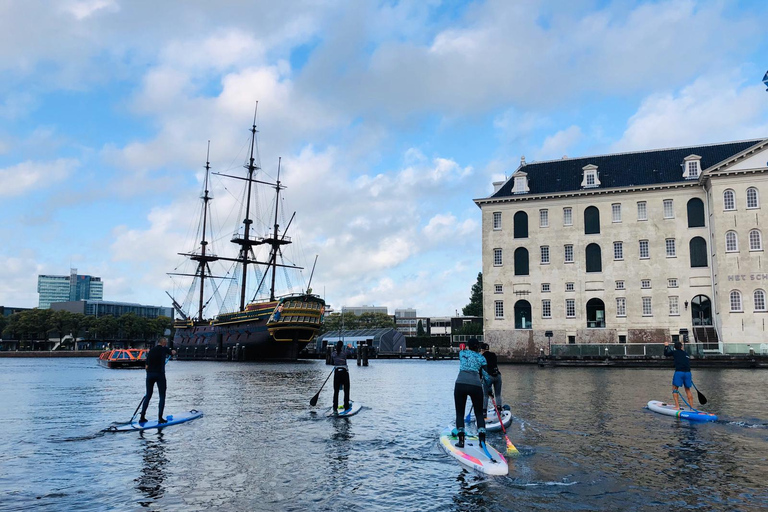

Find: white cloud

[536,125,584,160]
[0,158,77,197]
[62,0,119,20]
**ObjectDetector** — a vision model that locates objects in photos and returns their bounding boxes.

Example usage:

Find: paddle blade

[309,393,320,407]
[505,437,520,457]
[697,390,707,405]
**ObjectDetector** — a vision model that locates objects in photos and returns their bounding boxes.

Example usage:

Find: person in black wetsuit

[330,341,354,413]
[480,342,503,419]
[663,340,694,410]
[139,337,176,424]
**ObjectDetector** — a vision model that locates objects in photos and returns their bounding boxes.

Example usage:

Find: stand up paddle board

[647,400,717,422]
[439,428,508,476]
[104,410,203,432]
[327,402,363,418]
[468,410,513,432]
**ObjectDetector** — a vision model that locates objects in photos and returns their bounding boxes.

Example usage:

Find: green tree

[0,315,8,338]
[416,319,426,337]
[358,312,395,329]
[50,310,78,345]
[462,272,483,317]
[454,321,483,336]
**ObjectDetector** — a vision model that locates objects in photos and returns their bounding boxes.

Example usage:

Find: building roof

[488,139,765,198]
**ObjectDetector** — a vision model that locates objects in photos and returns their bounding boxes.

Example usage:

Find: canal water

[1,358,767,511]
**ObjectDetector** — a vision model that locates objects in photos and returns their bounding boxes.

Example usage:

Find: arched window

[725,231,738,252]
[586,298,605,328]
[514,300,532,329]
[729,290,742,312]
[585,243,602,273]
[723,189,735,210]
[754,290,766,312]
[749,230,763,251]
[513,211,528,239]
[514,247,529,276]
[584,206,600,234]
[689,237,708,267]
[747,187,759,209]
[686,198,705,227]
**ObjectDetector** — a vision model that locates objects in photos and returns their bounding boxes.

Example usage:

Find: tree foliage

[462,272,483,317]
[321,311,395,333]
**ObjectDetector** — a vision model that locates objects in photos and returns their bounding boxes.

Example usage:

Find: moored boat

[98,348,148,369]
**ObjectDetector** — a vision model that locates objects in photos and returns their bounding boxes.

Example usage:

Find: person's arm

[663,342,673,357]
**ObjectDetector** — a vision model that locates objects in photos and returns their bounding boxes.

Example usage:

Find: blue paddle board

[647,400,717,422]
[327,402,363,417]
[104,409,203,432]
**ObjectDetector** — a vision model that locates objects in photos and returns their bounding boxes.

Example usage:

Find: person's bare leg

[672,386,681,409]
[685,387,694,408]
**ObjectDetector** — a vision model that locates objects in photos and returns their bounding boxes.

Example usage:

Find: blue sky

[1,0,767,317]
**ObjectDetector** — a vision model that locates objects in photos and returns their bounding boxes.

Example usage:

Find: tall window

[540,209,549,227]
[690,237,708,267]
[585,243,602,273]
[639,240,650,259]
[495,300,504,318]
[616,297,626,317]
[542,299,552,318]
[663,199,674,219]
[749,230,763,251]
[729,291,742,312]
[494,248,503,266]
[493,212,502,230]
[669,296,679,316]
[637,201,647,220]
[565,299,576,318]
[723,190,735,211]
[613,241,623,260]
[584,206,600,234]
[540,246,550,264]
[747,187,759,209]
[513,211,528,238]
[642,297,652,316]
[754,290,766,312]
[514,300,532,329]
[612,203,622,223]
[687,161,699,179]
[564,244,574,263]
[726,231,738,252]
[563,207,573,226]
[514,248,529,276]
[665,238,676,258]
[687,198,705,228]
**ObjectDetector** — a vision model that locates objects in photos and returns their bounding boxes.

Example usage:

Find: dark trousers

[140,372,167,419]
[454,382,485,431]
[333,367,350,410]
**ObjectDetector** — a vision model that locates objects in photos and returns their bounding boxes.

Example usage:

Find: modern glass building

[50,300,173,319]
[37,269,104,309]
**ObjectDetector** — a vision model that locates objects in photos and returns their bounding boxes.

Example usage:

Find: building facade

[37,269,103,309]
[475,139,768,359]
[341,305,389,316]
[394,308,418,336]
[50,300,173,319]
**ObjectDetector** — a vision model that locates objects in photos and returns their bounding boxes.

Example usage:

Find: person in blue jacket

[663,340,694,410]
[453,338,492,448]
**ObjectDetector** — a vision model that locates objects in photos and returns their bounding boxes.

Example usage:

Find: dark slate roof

[491,139,764,198]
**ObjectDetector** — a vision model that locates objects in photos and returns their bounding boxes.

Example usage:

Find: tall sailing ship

[168,107,325,360]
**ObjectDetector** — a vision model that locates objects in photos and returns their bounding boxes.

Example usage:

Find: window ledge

[729,310,744,314]
[749,249,764,253]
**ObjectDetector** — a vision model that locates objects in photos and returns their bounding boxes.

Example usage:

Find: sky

[1,0,768,317]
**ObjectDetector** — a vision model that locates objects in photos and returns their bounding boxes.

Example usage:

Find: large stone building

[474,138,767,359]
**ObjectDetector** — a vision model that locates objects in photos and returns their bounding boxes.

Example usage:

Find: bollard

[326,345,332,365]
[227,346,232,361]
[357,345,362,366]
[749,345,755,356]
[362,344,369,366]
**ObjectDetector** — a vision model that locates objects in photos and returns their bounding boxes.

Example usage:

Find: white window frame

[613,241,623,260]
[637,201,647,221]
[665,238,676,258]
[641,279,651,289]
[642,297,652,316]
[565,299,576,318]
[612,203,622,223]
[615,280,625,290]
[542,299,552,319]
[749,230,763,251]
[686,160,700,179]
[565,282,575,292]
[668,278,678,288]
[563,207,573,226]
[541,283,550,292]
[723,189,735,211]
[616,297,626,317]
[493,212,502,230]
[494,284,503,294]
[729,291,742,312]
[540,209,549,228]
[726,231,738,252]
[493,248,503,266]
[495,300,504,319]
[754,290,766,312]
[746,187,759,209]
[564,244,574,263]
[540,245,550,264]
[639,240,649,259]
[669,296,679,316]
[663,199,674,219]
[513,176,528,194]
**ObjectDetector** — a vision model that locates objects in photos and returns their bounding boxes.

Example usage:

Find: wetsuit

[454,350,490,433]
[482,350,503,415]
[330,347,354,411]
[140,344,173,420]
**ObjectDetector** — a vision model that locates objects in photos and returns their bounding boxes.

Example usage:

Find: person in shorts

[663,340,694,409]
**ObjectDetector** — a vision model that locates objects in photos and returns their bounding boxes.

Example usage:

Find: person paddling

[480,342,503,420]
[330,341,354,413]
[663,340,695,410]
[139,337,176,424]
[453,338,491,448]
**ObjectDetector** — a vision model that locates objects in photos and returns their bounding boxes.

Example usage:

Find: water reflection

[135,431,168,507]
[327,418,353,484]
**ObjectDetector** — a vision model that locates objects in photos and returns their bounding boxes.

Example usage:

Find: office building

[38,269,103,309]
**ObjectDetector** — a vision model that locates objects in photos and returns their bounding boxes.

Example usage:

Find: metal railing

[549,342,763,358]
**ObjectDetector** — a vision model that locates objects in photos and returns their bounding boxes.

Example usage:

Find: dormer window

[581,164,600,189]
[683,155,702,180]
[513,171,529,194]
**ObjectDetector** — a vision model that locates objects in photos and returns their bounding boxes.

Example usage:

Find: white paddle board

[439,428,508,476]
[468,409,513,432]
[647,400,717,422]
[327,402,363,417]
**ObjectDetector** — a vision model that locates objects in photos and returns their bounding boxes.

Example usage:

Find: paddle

[465,405,473,425]
[691,381,708,405]
[310,369,334,406]
[491,394,520,456]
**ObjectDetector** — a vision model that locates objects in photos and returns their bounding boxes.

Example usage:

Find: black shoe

[158,417,168,424]
[478,431,486,444]
[455,431,465,448]
[138,416,148,424]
